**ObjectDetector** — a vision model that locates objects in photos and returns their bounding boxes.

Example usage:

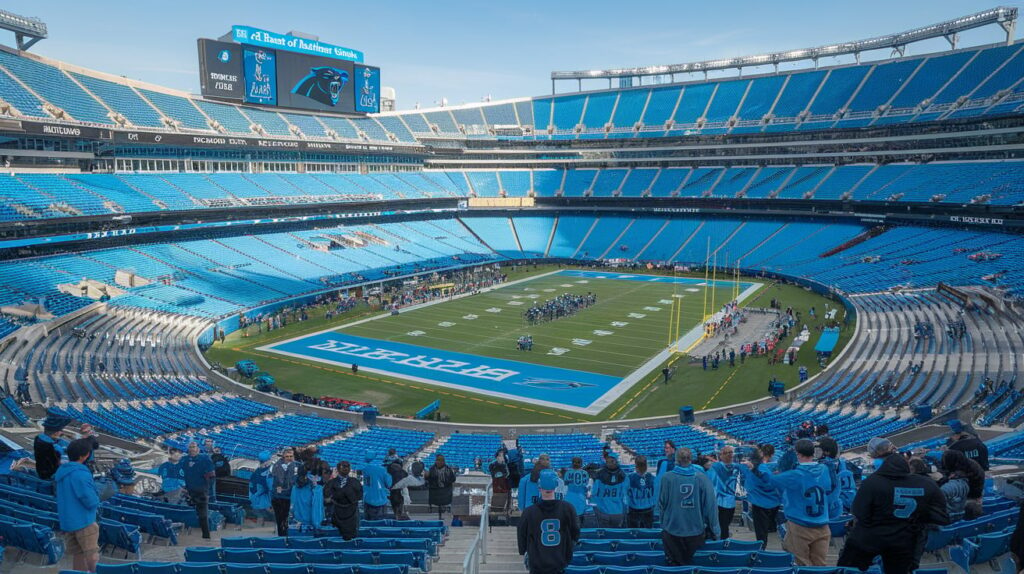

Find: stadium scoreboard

[198,26,380,114]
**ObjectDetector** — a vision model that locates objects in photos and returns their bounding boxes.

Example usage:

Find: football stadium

[0,2,1021,572]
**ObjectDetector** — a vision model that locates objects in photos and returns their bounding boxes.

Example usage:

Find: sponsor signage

[231,25,363,63]
[197,39,244,101]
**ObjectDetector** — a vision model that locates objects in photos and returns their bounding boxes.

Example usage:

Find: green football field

[340,271,741,378]
[205,265,854,424]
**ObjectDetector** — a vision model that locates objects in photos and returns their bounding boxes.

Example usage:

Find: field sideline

[205,265,853,424]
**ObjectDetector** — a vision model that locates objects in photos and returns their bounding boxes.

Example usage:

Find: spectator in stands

[271,447,299,537]
[361,450,393,520]
[519,455,554,511]
[427,453,457,518]
[249,451,274,527]
[158,448,186,504]
[817,437,851,518]
[109,458,137,495]
[325,460,362,540]
[947,420,989,471]
[657,447,719,566]
[489,450,510,493]
[182,441,215,539]
[518,469,579,574]
[838,437,949,573]
[384,448,402,467]
[389,459,424,521]
[591,452,627,528]
[939,449,985,520]
[292,448,328,530]
[708,445,740,539]
[33,414,71,480]
[562,457,589,527]
[737,444,782,545]
[745,439,832,566]
[626,455,656,528]
[506,445,523,493]
[56,439,100,573]
[211,446,231,479]
[79,424,99,473]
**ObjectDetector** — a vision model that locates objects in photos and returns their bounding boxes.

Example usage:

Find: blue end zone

[557,269,754,288]
[261,332,622,412]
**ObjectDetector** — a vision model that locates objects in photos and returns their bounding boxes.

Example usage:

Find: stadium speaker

[362,407,379,425]
[679,406,695,424]
[914,404,933,423]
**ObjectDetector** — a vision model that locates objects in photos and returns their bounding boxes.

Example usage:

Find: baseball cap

[538,469,559,491]
[867,437,894,458]
[258,451,271,463]
[947,419,964,434]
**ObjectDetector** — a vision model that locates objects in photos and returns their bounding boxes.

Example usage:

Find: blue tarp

[814,328,841,355]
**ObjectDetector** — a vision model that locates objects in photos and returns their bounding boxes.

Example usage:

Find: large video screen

[275,50,354,113]
[197,38,380,114]
[243,47,278,105]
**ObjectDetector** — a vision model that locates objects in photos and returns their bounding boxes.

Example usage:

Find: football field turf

[206,265,852,423]
[260,270,757,414]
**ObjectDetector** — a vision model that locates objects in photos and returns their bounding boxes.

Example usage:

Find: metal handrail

[462,483,493,574]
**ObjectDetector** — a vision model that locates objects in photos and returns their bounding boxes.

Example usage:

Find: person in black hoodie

[939,449,985,520]
[34,414,71,480]
[325,461,362,540]
[838,438,949,574]
[518,469,579,574]
[946,420,989,471]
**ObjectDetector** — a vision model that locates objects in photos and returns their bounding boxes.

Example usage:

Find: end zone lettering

[309,339,519,382]
[950,216,1004,226]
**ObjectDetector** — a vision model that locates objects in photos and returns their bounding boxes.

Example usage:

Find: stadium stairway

[434,526,525,574]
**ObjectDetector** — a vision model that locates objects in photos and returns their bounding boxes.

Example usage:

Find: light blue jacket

[656,465,719,538]
[55,462,99,532]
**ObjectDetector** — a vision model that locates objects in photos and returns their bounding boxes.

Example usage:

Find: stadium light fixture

[550,6,1018,91]
[0,8,47,51]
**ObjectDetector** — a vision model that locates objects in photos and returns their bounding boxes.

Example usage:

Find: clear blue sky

[4,0,1020,110]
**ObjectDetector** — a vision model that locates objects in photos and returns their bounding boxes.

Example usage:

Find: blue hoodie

[361,453,393,507]
[757,462,833,527]
[562,468,589,515]
[708,461,739,509]
[626,472,656,511]
[591,464,628,515]
[656,464,719,539]
[737,463,782,510]
[819,457,844,519]
[55,461,99,532]
[182,453,214,491]
[157,460,185,492]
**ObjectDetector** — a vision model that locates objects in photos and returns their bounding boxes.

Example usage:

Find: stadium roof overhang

[0,8,46,51]
[550,6,1018,88]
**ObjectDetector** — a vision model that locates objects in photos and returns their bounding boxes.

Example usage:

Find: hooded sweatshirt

[708,461,740,509]
[361,452,393,507]
[757,461,833,528]
[157,459,185,492]
[847,454,949,550]
[590,462,628,515]
[517,498,580,574]
[55,461,99,532]
[656,464,719,538]
[737,462,782,509]
[626,471,656,511]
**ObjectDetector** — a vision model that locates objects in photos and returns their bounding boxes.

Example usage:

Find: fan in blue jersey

[736,443,782,545]
[517,470,579,574]
[653,440,676,512]
[561,457,589,527]
[707,445,740,540]
[590,452,627,527]
[626,455,656,528]
[817,437,856,517]
[745,438,832,566]
[657,447,719,566]
[520,455,562,511]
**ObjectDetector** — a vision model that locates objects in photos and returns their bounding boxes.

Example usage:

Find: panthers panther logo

[291,67,349,106]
